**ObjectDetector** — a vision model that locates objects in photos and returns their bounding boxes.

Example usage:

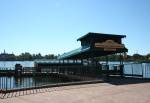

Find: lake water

[0,61,34,69]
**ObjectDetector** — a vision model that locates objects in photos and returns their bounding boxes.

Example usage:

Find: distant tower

[4,49,6,54]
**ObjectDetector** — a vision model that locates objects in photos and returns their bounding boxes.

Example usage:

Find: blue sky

[0,0,150,55]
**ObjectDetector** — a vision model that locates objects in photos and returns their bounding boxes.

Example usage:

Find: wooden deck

[1,81,150,103]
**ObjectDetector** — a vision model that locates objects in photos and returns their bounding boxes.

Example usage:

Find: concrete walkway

[1,82,150,103]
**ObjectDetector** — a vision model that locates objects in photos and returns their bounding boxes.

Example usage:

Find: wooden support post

[120,53,124,77]
[106,56,109,80]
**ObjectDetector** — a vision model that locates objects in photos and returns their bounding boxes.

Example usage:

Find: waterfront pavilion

[36,32,128,77]
[57,32,128,76]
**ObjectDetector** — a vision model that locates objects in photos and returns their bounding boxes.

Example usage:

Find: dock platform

[1,78,150,103]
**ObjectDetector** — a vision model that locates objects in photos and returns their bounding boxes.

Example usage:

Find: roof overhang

[58,46,128,60]
[58,32,128,60]
[77,32,126,41]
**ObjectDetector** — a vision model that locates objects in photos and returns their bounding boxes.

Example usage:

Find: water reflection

[0,76,71,89]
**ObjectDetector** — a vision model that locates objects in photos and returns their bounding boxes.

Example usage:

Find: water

[0,61,34,69]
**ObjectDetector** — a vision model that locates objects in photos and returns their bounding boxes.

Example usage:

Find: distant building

[0,50,15,61]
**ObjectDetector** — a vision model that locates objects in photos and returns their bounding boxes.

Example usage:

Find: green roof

[58,46,90,59]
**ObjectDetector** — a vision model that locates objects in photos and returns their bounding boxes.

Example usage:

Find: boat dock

[1,33,150,101]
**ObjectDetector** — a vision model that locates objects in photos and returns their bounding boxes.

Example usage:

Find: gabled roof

[58,32,128,59]
[77,32,126,41]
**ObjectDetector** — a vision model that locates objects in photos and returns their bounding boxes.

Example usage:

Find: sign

[95,40,124,51]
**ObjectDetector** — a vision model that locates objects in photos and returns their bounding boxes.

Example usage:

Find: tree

[45,54,55,59]
[17,52,32,60]
[132,53,144,61]
[145,54,150,61]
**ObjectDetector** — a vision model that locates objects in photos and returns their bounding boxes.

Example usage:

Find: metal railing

[123,63,150,78]
[1,63,150,98]
[0,65,106,98]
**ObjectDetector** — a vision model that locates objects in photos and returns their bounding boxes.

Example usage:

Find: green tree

[18,52,32,60]
[132,54,144,61]
[45,54,55,59]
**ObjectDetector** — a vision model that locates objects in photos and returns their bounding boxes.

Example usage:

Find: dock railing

[0,65,104,98]
[1,63,150,98]
[123,63,150,78]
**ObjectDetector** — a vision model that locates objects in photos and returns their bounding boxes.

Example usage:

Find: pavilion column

[91,53,96,77]
[80,57,83,76]
[106,56,109,79]
[81,58,83,65]
[119,53,124,77]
